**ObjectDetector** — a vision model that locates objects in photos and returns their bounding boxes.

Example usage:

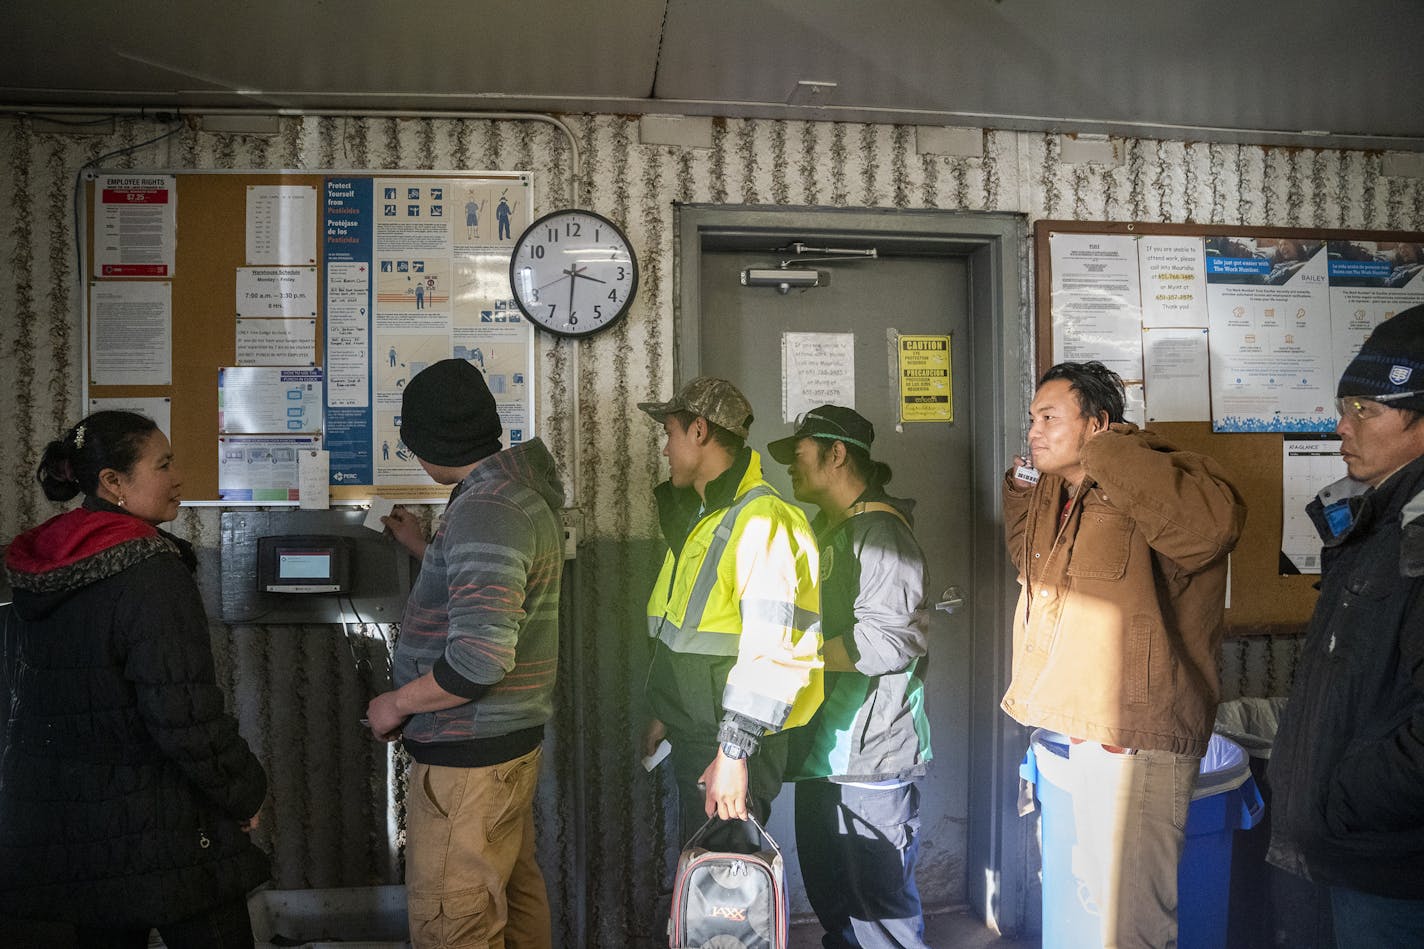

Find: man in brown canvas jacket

[1003,361,1246,948]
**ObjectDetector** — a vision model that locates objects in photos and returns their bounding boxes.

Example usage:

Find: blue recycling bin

[1020,730,1264,949]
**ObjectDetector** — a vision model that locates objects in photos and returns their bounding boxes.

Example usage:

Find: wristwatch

[720,741,749,760]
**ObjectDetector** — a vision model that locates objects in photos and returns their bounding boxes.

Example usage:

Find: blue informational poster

[319,173,535,500]
[324,177,375,487]
[1206,237,1335,433]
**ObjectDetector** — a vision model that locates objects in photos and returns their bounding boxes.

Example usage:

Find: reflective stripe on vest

[652,485,776,656]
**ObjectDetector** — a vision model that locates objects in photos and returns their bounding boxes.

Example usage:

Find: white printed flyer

[1049,233,1144,380]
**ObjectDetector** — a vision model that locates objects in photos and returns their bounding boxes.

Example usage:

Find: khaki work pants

[1065,742,1199,949]
[404,747,550,949]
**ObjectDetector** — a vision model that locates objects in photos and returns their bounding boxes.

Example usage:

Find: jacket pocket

[1329,562,1405,673]
[1344,563,1397,599]
[1066,512,1132,581]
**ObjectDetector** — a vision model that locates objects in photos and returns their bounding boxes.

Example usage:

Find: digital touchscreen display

[278,551,332,579]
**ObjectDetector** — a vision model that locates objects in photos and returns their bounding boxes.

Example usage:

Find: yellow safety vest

[647,456,823,731]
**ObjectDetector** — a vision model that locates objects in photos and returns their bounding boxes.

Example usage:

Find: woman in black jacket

[1,411,269,947]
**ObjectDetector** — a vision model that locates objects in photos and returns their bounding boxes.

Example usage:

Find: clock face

[509,209,638,338]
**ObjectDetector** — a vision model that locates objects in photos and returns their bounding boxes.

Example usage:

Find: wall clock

[509,209,638,338]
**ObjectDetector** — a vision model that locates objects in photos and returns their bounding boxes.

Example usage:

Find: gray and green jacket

[786,489,933,783]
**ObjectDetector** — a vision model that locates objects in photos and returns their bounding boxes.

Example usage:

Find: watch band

[720,740,749,760]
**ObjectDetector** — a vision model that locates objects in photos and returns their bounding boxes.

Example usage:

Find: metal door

[696,240,975,914]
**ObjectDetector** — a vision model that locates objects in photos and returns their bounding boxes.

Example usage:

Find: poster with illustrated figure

[373,334,449,485]
[453,182,523,250]
[80,169,540,502]
[453,318,532,442]
[1206,236,1334,432]
[323,173,533,499]
[1327,240,1424,394]
[452,258,534,446]
[377,257,452,317]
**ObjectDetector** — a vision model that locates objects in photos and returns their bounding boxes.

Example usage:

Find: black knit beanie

[1337,303,1424,412]
[400,359,503,466]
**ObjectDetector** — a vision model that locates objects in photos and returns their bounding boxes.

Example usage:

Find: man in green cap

[770,404,933,948]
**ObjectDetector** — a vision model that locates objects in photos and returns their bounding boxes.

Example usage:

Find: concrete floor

[4,897,1044,948]
[789,909,1039,949]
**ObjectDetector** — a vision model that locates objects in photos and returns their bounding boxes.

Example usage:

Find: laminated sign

[898,334,952,422]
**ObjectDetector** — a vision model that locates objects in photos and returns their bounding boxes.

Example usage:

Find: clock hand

[531,272,571,293]
[567,269,576,318]
[569,268,607,285]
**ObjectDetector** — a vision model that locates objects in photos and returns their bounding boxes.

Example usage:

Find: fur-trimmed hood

[4,506,189,622]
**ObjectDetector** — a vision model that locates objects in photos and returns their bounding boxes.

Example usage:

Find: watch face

[509,209,638,338]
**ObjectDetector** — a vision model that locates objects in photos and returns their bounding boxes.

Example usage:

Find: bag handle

[683,813,782,857]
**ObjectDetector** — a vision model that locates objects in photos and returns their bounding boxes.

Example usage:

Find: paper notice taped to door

[898,334,952,422]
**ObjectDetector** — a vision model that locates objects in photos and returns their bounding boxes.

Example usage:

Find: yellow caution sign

[898,335,952,422]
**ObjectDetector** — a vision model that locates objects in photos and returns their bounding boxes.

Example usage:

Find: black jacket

[1,501,269,926]
[1267,457,1424,899]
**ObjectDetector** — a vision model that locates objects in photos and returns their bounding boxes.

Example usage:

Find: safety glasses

[1334,391,1424,421]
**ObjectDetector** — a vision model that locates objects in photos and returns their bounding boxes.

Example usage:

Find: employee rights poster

[1049,233,1143,380]
[1206,236,1335,432]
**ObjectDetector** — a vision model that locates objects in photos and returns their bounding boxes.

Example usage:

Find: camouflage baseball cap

[637,376,754,438]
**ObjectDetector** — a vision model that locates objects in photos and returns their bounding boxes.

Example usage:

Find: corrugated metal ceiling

[4,0,1421,150]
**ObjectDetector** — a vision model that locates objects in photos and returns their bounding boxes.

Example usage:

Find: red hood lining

[5,508,158,576]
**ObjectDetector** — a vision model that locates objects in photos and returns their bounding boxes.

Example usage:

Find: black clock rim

[508,208,639,338]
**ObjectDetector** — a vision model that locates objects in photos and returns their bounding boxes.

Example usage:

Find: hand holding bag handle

[682,813,782,856]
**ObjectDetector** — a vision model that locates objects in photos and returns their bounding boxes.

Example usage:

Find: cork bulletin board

[83,168,533,504]
[1034,219,1424,635]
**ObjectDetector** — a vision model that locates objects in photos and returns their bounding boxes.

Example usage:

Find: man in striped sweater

[367,358,565,949]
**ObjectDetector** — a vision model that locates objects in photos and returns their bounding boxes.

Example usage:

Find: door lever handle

[936,585,966,614]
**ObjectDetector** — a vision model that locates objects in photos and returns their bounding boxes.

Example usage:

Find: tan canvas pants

[404,747,550,949]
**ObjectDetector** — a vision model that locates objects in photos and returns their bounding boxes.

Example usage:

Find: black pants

[72,894,255,949]
[795,779,929,949]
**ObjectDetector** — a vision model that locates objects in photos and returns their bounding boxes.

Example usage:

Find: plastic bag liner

[1192,733,1250,798]
[1213,696,1288,758]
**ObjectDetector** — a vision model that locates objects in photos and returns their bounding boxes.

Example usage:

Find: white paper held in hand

[642,739,672,772]
[364,495,396,531]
